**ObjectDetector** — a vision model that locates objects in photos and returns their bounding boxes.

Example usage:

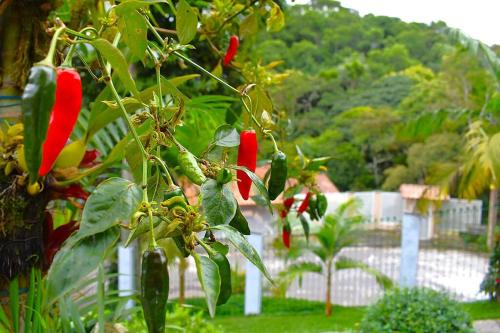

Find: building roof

[399,184,449,201]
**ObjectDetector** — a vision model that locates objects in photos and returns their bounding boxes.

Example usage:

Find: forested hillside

[254,0,499,192]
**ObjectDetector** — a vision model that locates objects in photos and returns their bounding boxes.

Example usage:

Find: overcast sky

[293,0,500,45]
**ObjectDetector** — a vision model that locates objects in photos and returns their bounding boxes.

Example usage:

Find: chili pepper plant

[0,0,295,331]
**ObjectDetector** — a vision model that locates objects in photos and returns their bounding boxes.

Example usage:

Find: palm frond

[335,256,394,290]
[448,28,500,83]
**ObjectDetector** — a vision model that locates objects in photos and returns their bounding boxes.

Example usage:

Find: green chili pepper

[161,186,190,257]
[178,150,206,185]
[22,64,57,184]
[210,252,232,305]
[216,168,232,184]
[267,151,287,200]
[316,193,328,218]
[308,195,320,221]
[141,247,169,333]
[173,236,190,258]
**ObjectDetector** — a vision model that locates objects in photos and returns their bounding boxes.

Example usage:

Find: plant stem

[194,234,215,256]
[143,16,241,95]
[150,154,174,187]
[64,27,97,40]
[173,50,241,95]
[39,26,66,66]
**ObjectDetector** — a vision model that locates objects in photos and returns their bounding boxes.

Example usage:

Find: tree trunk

[487,187,498,250]
[325,260,332,317]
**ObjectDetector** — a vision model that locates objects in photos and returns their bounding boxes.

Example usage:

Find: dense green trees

[256,1,498,200]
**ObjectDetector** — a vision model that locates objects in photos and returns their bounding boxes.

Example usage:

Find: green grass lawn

[177,296,500,333]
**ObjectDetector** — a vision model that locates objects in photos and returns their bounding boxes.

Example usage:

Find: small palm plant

[305,198,393,316]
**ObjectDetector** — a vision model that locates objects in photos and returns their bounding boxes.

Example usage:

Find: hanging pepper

[308,194,319,221]
[141,247,169,333]
[22,65,57,183]
[316,193,328,218]
[268,151,287,200]
[282,223,291,249]
[280,197,295,218]
[297,192,311,214]
[216,168,232,185]
[39,68,82,176]
[237,129,258,200]
[178,150,207,185]
[223,35,239,66]
[22,26,65,184]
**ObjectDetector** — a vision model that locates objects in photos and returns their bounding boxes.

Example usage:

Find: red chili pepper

[79,149,100,168]
[237,130,258,200]
[297,192,311,214]
[223,35,239,66]
[39,68,82,176]
[496,278,500,284]
[280,197,295,218]
[284,197,295,210]
[282,224,291,249]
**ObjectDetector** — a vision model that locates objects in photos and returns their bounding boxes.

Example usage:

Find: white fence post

[244,234,263,315]
[118,243,136,310]
[400,213,420,287]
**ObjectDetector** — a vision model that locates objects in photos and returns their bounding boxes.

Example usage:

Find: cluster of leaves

[480,238,500,300]
[360,288,474,333]
[252,0,499,194]
[0,0,301,331]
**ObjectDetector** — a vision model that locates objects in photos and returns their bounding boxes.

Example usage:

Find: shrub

[360,288,474,333]
[124,305,222,333]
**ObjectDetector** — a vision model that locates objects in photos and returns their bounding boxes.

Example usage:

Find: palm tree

[308,199,393,316]
[455,122,499,248]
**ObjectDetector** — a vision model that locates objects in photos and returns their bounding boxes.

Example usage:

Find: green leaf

[266,2,285,32]
[0,302,10,331]
[176,0,198,44]
[22,65,57,184]
[86,75,195,137]
[210,241,229,256]
[118,10,147,60]
[8,276,19,333]
[232,166,272,213]
[247,85,273,121]
[335,256,394,290]
[192,252,220,318]
[24,268,36,329]
[114,0,166,13]
[299,214,310,241]
[125,140,144,183]
[91,38,140,97]
[211,224,273,283]
[229,205,250,235]
[240,12,258,39]
[305,156,332,171]
[213,125,240,147]
[73,178,142,242]
[201,179,237,225]
[46,228,119,304]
